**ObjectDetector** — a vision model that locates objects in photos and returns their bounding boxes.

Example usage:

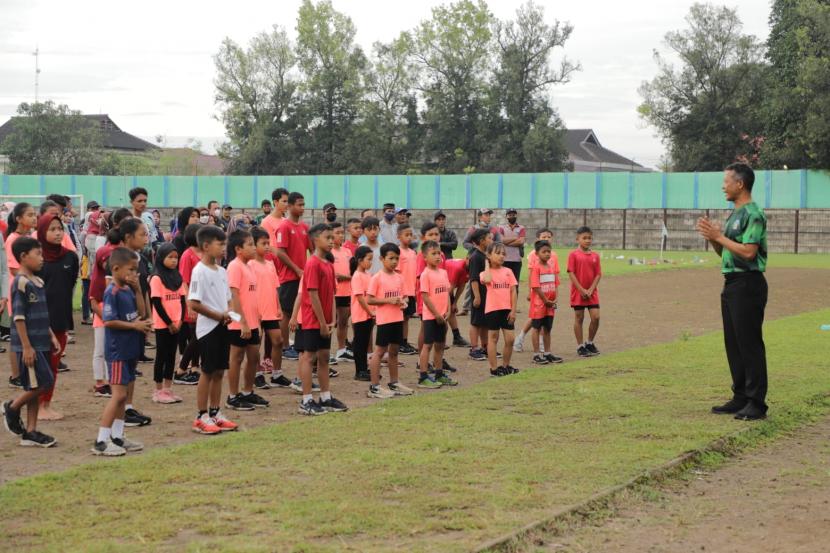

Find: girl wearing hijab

[172,207,199,257]
[36,214,79,420]
[149,242,187,404]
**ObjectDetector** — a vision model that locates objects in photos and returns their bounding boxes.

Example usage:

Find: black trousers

[721,272,768,412]
[178,321,200,371]
[352,320,374,373]
[504,261,522,295]
[154,328,179,384]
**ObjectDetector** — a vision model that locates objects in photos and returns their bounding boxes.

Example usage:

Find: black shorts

[572,304,600,311]
[403,296,416,318]
[278,279,300,315]
[485,309,515,331]
[376,321,403,347]
[229,328,262,347]
[531,316,553,331]
[199,324,230,373]
[470,304,486,327]
[294,327,332,352]
[261,319,280,331]
[422,319,448,345]
[335,296,350,308]
[16,350,54,392]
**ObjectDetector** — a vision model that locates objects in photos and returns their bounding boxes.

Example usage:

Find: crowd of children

[2,189,603,454]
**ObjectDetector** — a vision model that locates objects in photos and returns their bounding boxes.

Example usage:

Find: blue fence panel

[631,173,663,208]
[534,173,566,208]
[438,175,467,209]
[502,173,533,209]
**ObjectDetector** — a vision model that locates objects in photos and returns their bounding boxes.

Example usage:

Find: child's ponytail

[350,246,372,275]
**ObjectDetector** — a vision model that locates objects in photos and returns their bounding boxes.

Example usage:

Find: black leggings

[154,328,178,384]
[178,321,200,370]
[352,320,374,373]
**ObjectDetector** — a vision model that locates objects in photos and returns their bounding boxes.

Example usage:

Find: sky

[0,0,771,169]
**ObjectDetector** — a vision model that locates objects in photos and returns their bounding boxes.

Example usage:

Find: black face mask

[507,216,517,224]
[325,212,337,222]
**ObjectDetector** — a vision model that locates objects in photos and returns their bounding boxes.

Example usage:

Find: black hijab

[153,242,183,291]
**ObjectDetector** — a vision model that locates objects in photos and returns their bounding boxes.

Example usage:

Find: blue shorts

[16,351,54,392]
[107,359,137,386]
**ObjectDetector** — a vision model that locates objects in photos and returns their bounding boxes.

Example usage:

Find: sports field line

[2,308,830,552]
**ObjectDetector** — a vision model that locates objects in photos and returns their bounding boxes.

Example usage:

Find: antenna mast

[33,47,41,103]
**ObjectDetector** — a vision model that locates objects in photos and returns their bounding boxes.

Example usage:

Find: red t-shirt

[275,218,310,283]
[419,267,450,321]
[529,263,559,319]
[301,255,335,329]
[484,266,518,313]
[344,240,359,256]
[567,249,601,306]
[227,258,259,330]
[332,246,352,297]
[444,258,469,289]
[369,270,404,326]
[350,269,374,323]
[397,245,417,296]
[179,247,201,285]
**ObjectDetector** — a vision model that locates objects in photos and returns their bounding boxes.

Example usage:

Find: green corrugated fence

[2,170,829,209]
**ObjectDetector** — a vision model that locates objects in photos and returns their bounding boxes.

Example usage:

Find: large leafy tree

[0,101,104,174]
[638,3,767,171]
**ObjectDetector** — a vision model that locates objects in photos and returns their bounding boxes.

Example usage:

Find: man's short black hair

[725,162,755,191]
[184,223,202,247]
[380,243,400,257]
[536,228,552,237]
[39,200,59,214]
[420,221,438,236]
[109,246,138,269]
[112,207,132,227]
[361,216,380,230]
[329,221,343,230]
[576,226,592,235]
[197,225,226,248]
[397,223,411,235]
[271,187,289,202]
[287,191,304,205]
[228,229,252,254]
[261,199,272,207]
[46,194,68,208]
[470,228,490,245]
[420,240,440,253]
[11,236,40,262]
[534,240,552,252]
[129,187,148,201]
[346,217,361,226]
[251,226,268,244]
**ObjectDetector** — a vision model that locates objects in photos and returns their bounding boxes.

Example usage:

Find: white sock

[587,340,593,345]
[126,404,134,411]
[302,394,313,403]
[320,391,332,401]
[111,419,125,439]
[516,332,524,342]
[336,348,346,356]
[97,427,111,443]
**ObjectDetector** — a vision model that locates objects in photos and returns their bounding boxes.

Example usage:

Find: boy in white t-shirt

[187,226,237,435]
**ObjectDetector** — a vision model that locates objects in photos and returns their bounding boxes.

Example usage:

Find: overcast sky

[0,0,771,168]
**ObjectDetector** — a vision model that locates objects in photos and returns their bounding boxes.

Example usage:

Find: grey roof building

[0,114,159,153]
[565,129,651,172]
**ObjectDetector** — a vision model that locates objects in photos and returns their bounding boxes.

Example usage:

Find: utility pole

[33,46,41,103]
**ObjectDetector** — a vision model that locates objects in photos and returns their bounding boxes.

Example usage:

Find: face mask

[384,212,395,221]
[326,212,337,223]
[199,215,209,224]
[507,216,517,224]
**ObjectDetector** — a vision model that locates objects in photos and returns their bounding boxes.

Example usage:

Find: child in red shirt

[366,243,414,399]
[349,246,375,381]
[296,224,348,416]
[149,243,187,404]
[226,230,269,411]
[274,192,311,361]
[481,242,518,377]
[330,222,354,363]
[567,226,602,357]
[249,227,288,388]
[515,228,554,353]
[528,240,562,365]
[396,224,418,355]
[418,240,457,389]
[344,218,362,255]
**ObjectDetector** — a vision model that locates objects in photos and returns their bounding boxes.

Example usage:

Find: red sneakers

[192,414,221,435]
[213,411,238,432]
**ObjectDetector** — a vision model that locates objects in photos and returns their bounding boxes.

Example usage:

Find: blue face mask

[384,212,395,221]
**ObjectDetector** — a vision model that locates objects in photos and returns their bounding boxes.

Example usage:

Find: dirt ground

[1,267,828,484]
[539,414,830,553]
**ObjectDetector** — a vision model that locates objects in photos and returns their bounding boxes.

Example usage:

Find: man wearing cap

[379,203,398,244]
[497,209,526,289]
[434,211,458,259]
[463,208,501,251]
[322,202,338,224]
[218,204,233,231]
[82,200,104,262]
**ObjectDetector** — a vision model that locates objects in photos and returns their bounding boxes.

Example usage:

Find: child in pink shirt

[330,222,354,363]
[481,242,518,377]
[249,227,288,388]
[417,240,458,389]
[349,246,374,381]
[149,243,187,404]
[396,224,418,355]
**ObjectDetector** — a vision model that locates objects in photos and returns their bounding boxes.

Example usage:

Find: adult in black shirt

[466,228,493,360]
[434,211,458,259]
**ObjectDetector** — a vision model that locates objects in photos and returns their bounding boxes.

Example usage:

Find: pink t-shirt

[149,275,186,330]
[484,266,518,313]
[249,258,282,322]
[368,270,404,326]
[397,246,417,296]
[415,250,446,315]
[529,263,559,319]
[260,214,284,265]
[332,246,352,297]
[5,231,25,271]
[350,269,374,324]
[419,267,451,321]
[227,257,259,330]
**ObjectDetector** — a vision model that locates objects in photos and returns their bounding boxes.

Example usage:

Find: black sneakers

[254,374,271,390]
[711,398,747,415]
[585,343,600,355]
[452,335,470,347]
[3,400,25,436]
[225,394,256,411]
[242,392,270,408]
[533,354,549,365]
[734,404,767,421]
[270,374,293,388]
[441,359,457,373]
[398,342,418,355]
[489,367,509,377]
[125,408,152,427]
[545,353,564,364]
[577,345,591,357]
[320,397,349,412]
[354,370,371,381]
[298,399,326,416]
[8,376,22,389]
[20,430,57,448]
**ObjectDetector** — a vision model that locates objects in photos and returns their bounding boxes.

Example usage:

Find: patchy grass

[2,309,830,552]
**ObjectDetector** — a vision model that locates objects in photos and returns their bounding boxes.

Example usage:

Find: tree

[295,0,367,173]
[0,101,104,174]
[638,3,767,171]
[480,1,576,171]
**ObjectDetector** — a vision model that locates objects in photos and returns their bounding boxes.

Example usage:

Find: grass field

[3,308,830,552]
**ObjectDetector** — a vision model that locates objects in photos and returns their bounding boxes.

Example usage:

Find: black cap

[506,207,518,214]
[322,202,337,212]
[86,200,100,210]
[222,204,233,210]
[382,202,395,210]
[433,210,446,220]
[261,199,272,206]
